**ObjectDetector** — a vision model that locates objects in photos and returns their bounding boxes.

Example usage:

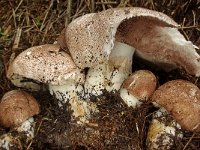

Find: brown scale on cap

[122,70,157,100]
[151,80,200,132]
[66,7,178,69]
[7,44,84,85]
[0,90,40,128]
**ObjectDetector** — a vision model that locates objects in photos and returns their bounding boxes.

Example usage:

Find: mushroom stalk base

[49,80,98,124]
[106,41,135,91]
[0,117,35,150]
[49,80,84,107]
[146,108,183,150]
[120,88,141,108]
[85,42,135,98]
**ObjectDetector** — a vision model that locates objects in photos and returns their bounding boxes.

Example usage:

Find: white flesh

[49,80,84,107]
[0,117,35,150]
[84,42,135,97]
[84,63,107,97]
[0,134,13,150]
[16,117,35,139]
[107,42,135,91]
[120,88,141,108]
[146,108,183,150]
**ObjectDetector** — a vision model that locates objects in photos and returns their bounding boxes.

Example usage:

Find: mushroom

[7,44,98,124]
[146,108,183,150]
[151,79,200,132]
[147,79,200,149]
[120,70,157,108]
[0,90,40,149]
[115,16,200,76]
[7,44,85,106]
[64,7,199,97]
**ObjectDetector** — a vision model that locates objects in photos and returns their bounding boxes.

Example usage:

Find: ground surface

[0,0,200,149]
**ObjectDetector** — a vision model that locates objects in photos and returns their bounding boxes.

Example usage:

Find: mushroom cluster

[1,7,200,149]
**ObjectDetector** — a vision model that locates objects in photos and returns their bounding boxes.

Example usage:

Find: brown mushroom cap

[7,44,84,85]
[66,7,178,69]
[151,80,200,131]
[115,17,200,76]
[122,70,157,100]
[0,90,40,128]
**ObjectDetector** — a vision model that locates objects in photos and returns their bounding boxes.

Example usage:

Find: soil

[0,0,199,149]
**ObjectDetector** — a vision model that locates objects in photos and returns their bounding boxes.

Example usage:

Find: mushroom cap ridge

[0,90,40,128]
[151,80,200,132]
[66,7,178,69]
[7,44,84,85]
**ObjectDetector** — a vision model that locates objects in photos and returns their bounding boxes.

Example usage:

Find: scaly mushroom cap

[7,44,84,85]
[151,80,200,131]
[122,70,157,100]
[66,7,178,69]
[0,90,40,128]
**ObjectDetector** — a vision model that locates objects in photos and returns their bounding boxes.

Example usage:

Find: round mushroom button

[0,90,40,128]
[151,80,200,132]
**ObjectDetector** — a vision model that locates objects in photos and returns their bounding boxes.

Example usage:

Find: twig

[183,133,195,150]
[101,0,106,10]
[192,10,196,26]
[12,9,17,28]
[72,3,87,21]
[26,140,33,150]
[3,0,24,28]
[91,0,95,13]
[42,14,54,42]
[179,26,199,29]
[96,1,118,5]
[12,27,22,50]
[40,0,54,31]
[65,0,72,26]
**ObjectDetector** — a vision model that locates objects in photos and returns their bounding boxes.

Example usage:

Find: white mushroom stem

[49,80,84,107]
[106,42,135,91]
[49,80,99,124]
[0,133,13,150]
[146,108,183,150]
[16,117,35,138]
[120,88,142,108]
[84,63,107,97]
[0,117,35,150]
[85,42,135,97]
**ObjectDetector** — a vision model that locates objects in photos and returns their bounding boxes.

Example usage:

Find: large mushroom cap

[7,44,84,86]
[151,80,200,131]
[66,7,178,69]
[66,7,200,76]
[0,90,40,128]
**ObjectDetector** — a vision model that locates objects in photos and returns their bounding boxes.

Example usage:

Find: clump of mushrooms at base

[1,7,200,149]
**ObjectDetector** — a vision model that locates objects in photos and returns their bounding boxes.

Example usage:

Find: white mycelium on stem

[0,117,36,150]
[84,42,135,97]
[146,108,183,150]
